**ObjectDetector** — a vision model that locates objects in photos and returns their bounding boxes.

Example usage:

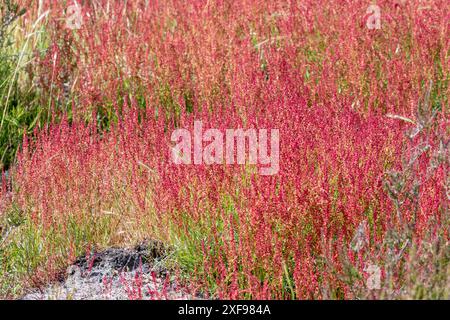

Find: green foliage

[0,1,42,171]
[0,210,115,297]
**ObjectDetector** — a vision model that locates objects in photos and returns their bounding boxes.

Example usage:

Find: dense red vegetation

[1,0,448,299]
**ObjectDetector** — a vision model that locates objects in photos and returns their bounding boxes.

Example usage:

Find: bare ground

[20,240,196,300]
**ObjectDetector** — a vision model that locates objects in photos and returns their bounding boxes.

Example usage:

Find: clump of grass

[0,0,448,300]
[0,0,49,171]
[0,0,27,170]
[0,1,26,46]
[327,83,449,299]
[0,201,118,297]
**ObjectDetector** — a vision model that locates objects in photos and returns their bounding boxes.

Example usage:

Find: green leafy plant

[0,1,41,171]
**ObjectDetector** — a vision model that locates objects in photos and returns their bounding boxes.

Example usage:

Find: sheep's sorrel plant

[0,0,448,299]
[0,0,27,170]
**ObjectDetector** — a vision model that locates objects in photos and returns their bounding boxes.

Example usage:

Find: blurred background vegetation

[0,0,49,171]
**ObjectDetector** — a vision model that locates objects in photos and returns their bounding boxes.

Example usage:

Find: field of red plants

[0,0,448,299]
